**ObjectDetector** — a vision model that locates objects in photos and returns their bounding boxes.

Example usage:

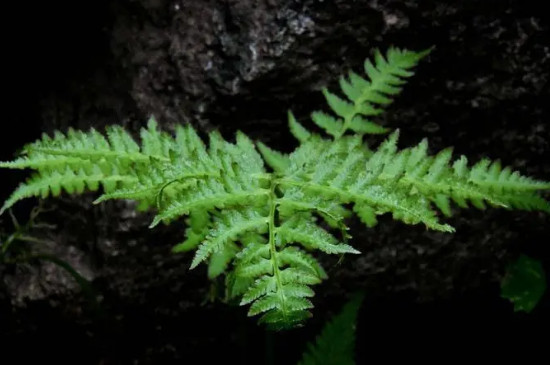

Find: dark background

[1,0,548,363]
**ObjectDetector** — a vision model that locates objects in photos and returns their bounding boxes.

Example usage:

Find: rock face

[1,0,549,363]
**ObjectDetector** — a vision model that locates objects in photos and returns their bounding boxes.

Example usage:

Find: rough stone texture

[1,0,549,363]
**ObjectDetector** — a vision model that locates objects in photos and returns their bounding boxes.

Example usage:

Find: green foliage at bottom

[501,255,546,313]
[298,295,363,365]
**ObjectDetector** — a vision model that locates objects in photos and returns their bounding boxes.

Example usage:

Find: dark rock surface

[1,0,549,363]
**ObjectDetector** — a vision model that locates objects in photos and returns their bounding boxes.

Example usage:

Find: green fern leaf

[348,115,388,134]
[501,255,546,313]
[191,208,268,269]
[311,111,342,138]
[278,247,327,279]
[353,204,378,228]
[257,142,290,173]
[1,166,136,214]
[298,295,363,365]
[322,89,355,118]
[315,47,430,138]
[288,111,312,142]
[172,210,210,253]
[277,215,359,254]
[208,242,240,279]
[280,136,455,232]
[150,183,269,228]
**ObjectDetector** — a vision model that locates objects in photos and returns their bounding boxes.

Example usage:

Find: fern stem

[155,172,220,209]
[276,177,454,232]
[336,113,354,140]
[30,147,166,163]
[268,177,287,319]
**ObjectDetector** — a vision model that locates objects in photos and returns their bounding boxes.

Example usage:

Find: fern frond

[257,142,289,173]
[150,181,269,227]
[280,136,454,232]
[0,154,85,170]
[393,137,550,215]
[353,204,378,228]
[191,208,268,269]
[207,241,240,279]
[236,178,360,329]
[172,210,210,253]
[0,118,172,213]
[288,111,312,143]
[1,166,136,214]
[280,130,550,233]
[25,124,148,163]
[93,159,213,205]
[298,295,363,365]
[277,187,350,229]
[244,262,319,330]
[468,159,550,192]
[277,215,359,254]
[313,47,430,138]
[149,132,269,226]
[139,118,176,158]
[277,247,327,279]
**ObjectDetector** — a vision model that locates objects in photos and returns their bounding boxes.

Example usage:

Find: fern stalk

[267,177,287,320]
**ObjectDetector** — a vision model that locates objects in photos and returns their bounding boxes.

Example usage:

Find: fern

[297,295,363,365]
[501,255,546,313]
[1,47,549,329]
[311,48,430,138]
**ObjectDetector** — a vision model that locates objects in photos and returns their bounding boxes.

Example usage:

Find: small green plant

[1,48,549,329]
[1,206,51,262]
[0,206,96,304]
[501,255,546,313]
[298,295,363,365]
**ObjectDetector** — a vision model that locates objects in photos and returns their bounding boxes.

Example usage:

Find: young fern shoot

[1,48,549,329]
